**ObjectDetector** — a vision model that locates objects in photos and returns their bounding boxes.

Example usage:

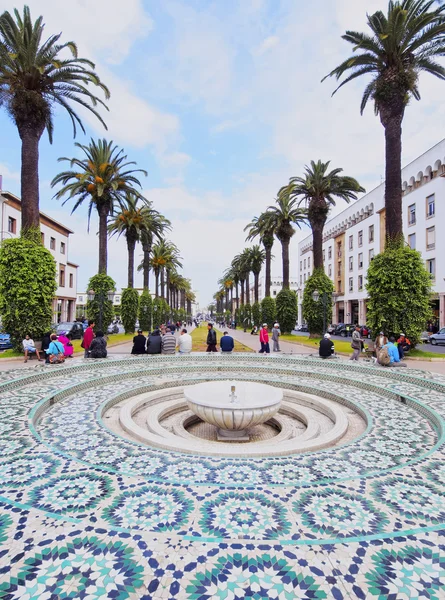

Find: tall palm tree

[108,194,151,288]
[52,139,146,273]
[323,0,445,245]
[231,255,245,306]
[138,210,171,291]
[0,6,109,234]
[150,240,181,301]
[266,197,307,289]
[279,161,364,269]
[247,245,266,303]
[244,213,275,297]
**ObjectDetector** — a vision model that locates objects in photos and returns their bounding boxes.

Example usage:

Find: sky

[1,0,445,307]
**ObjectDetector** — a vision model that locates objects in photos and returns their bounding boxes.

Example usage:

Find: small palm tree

[51,139,146,274]
[266,197,307,289]
[248,245,266,303]
[245,213,275,297]
[0,6,109,234]
[279,161,364,269]
[108,195,151,288]
[323,0,445,244]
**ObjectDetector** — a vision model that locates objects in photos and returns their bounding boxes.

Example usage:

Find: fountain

[184,380,283,440]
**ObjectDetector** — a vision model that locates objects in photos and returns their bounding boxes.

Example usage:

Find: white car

[430,327,445,345]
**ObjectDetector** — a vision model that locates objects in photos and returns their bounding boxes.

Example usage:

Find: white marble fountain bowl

[184,380,283,439]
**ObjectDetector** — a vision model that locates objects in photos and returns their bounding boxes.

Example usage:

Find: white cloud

[210,118,250,134]
[253,35,280,56]
[0,163,20,184]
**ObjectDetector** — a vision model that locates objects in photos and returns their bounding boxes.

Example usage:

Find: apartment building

[0,187,78,323]
[248,275,300,304]
[297,138,445,328]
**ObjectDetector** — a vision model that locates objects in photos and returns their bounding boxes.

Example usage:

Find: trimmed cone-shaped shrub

[0,238,56,350]
[366,244,432,345]
[252,302,261,327]
[86,273,116,333]
[139,290,152,332]
[121,288,139,334]
[243,303,252,328]
[276,289,298,334]
[261,297,276,329]
[302,268,334,337]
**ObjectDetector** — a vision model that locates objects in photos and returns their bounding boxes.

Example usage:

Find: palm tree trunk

[264,245,272,297]
[281,238,290,288]
[382,112,404,245]
[19,126,43,235]
[98,204,109,274]
[126,238,136,288]
[141,242,151,290]
[240,280,245,306]
[155,271,159,298]
[254,272,259,303]
[166,272,170,305]
[161,269,165,300]
[245,273,250,305]
[308,197,328,270]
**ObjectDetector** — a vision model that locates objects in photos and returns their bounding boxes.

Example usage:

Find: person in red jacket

[83,320,95,358]
[259,323,270,354]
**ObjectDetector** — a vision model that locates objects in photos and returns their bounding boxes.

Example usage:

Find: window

[349,277,353,292]
[60,242,66,254]
[50,237,56,250]
[349,235,353,250]
[328,264,332,277]
[304,259,307,269]
[349,256,353,271]
[273,290,277,296]
[427,194,435,218]
[41,232,45,244]
[299,275,302,285]
[59,265,65,287]
[408,233,416,250]
[369,225,374,242]
[426,258,436,279]
[369,248,374,261]
[337,263,342,277]
[323,249,325,262]
[7,217,16,234]
[304,274,307,282]
[78,296,84,303]
[115,296,120,303]
[358,275,363,290]
[69,273,73,288]
[300,261,302,271]
[358,252,363,269]
[328,247,332,260]
[426,226,435,250]
[408,204,416,225]
[358,230,363,247]
[308,257,311,269]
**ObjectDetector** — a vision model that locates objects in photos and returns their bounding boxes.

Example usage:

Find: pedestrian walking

[206,323,218,352]
[272,323,281,352]
[350,324,362,361]
[259,324,270,354]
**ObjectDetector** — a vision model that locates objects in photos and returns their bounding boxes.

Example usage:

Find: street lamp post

[312,289,335,335]
[88,289,115,331]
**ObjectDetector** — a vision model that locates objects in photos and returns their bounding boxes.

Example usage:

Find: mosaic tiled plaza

[0,353,444,599]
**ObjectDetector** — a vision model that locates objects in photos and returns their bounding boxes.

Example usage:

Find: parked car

[107,323,125,334]
[0,333,12,350]
[430,327,445,345]
[334,323,354,337]
[327,324,337,334]
[56,322,84,339]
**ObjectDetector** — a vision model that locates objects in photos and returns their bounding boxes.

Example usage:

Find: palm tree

[51,139,146,273]
[150,240,181,300]
[266,197,307,289]
[244,213,275,297]
[108,194,151,288]
[231,255,246,306]
[138,210,171,291]
[247,245,266,303]
[0,6,109,234]
[323,0,445,245]
[279,161,364,269]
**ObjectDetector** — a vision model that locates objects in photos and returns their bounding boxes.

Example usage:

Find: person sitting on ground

[396,333,411,360]
[220,331,235,353]
[259,323,270,354]
[272,323,281,352]
[206,323,218,352]
[380,336,407,367]
[58,332,74,358]
[177,328,192,354]
[250,325,258,335]
[89,331,108,358]
[131,329,147,355]
[147,329,162,354]
[319,333,335,358]
[375,331,388,353]
[46,334,65,363]
[162,327,177,355]
[22,334,42,362]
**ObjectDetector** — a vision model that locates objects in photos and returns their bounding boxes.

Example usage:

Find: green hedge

[86,273,116,332]
[261,297,276,329]
[302,268,334,336]
[276,289,298,334]
[121,288,139,334]
[138,290,152,331]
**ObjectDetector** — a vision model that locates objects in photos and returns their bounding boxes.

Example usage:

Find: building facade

[0,189,78,323]
[248,275,300,304]
[297,138,445,328]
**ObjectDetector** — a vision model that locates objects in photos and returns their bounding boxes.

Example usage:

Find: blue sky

[1,0,445,305]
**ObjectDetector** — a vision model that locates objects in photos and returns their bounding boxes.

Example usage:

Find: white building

[249,275,299,303]
[76,289,142,319]
[297,138,445,328]
[0,188,78,323]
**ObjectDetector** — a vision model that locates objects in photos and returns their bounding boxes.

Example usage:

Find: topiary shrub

[86,273,116,332]
[242,303,252,329]
[302,268,334,337]
[366,243,432,345]
[252,302,261,327]
[121,288,139,334]
[138,290,152,332]
[261,297,276,329]
[276,289,298,334]
[0,238,56,350]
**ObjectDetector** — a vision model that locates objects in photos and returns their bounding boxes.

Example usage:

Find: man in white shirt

[177,328,193,354]
[22,334,42,362]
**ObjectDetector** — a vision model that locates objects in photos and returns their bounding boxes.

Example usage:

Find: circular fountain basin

[184,380,282,440]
